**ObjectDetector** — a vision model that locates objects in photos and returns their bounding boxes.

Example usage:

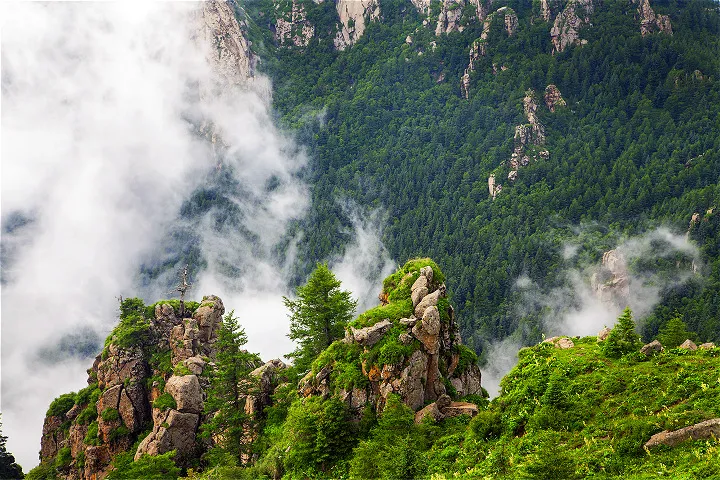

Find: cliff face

[634,0,672,36]
[274,0,314,47]
[334,0,381,50]
[298,260,483,418]
[550,0,595,54]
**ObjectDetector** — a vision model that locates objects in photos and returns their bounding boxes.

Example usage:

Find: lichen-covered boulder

[165,375,204,414]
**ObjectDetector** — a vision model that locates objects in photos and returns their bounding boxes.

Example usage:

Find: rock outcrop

[334,0,380,50]
[644,418,720,449]
[299,260,483,417]
[507,90,549,182]
[414,394,479,423]
[591,250,630,307]
[434,0,489,36]
[539,0,562,22]
[488,174,502,200]
[679,339,698,351]
[461,7,518,98]
[274,0,314,47]
[544,84,566,112]
[550,0,595,54]
[634,0,672,36]
[37,294,276,480]
[543,336,575,349]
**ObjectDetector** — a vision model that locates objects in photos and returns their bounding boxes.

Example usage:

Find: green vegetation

[152,393,177,412]
[101,408,120,422]
[657,315,698,348]
[105,297,153,350]
[106,451,180,480]
[239,0,720,363]
[201,311,261,465]
[54,447,71,469]
[0,415,24,479]
[46,393,75,418]
[284,263,358,372]
[601,307,642,358]
[84,421,101,446]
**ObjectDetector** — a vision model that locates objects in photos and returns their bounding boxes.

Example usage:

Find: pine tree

[283,264,357,372]
[0,415,24,479]
[601,307,642,359]
[201,312,261,465]
[657,316,696,349]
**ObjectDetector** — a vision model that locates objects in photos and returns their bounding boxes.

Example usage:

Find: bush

[101,408,120,422]
[76,404,98,425]
[467,410,502,441]
[84,421,101,446]
[152,393,177,411]
[106,451,180,479]
[54,447,72,469]
[47,393,76,418]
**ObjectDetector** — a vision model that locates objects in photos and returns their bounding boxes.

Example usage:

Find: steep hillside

[240,0,720,357]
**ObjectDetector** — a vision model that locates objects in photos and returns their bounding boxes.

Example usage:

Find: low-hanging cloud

[482,227,701,397]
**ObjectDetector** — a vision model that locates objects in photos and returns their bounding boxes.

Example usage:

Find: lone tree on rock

[284,263,357,373]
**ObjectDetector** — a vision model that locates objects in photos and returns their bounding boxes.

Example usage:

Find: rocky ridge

[298,260,484,418]
[461,6,519,98]
[634,0,672,36]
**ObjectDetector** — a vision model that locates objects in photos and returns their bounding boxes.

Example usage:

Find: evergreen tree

[601,307,642,359]
[283,264,357,372]
[0,415,23,480]
[201,311,261,465]
[657,316,696,349]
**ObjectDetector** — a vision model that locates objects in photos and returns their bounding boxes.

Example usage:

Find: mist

[0,3,399,470]
[481,227,701,397]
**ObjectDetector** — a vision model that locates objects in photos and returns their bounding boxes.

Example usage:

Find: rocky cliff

[634,0,672,36]
[298,259,484,418]
[37,296,285,479]
[274,0,314,47]
[550,0,595,54]
[334,0,381,50]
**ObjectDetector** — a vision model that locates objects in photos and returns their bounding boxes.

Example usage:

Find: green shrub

[84,421,101,446]
[54,447,72,469]
[454,344,479,375]
[106,451,180,479]
[75,450,85,469]
[108,425,130,443]
[350,298,413,329]
[152,392,177,411]
[467,410,502,441]
[74,383,99,406]
[101,408,120,422]
[47,393,76,418]
[26,461,59,480]
[173,363,193,376]
[76,404,98,425]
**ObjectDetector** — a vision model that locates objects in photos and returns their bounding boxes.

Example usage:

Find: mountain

[239,0,720,357]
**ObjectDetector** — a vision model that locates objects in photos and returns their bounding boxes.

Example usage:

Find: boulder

[640,340,663,356]
[414,288,444,318]
[399,317,417,327]
[183,356,207,375]
[451,365,483,397]
[411,275,428,293]
[411,286,429,308]
[443,401,479,418]
[414,402,443,424]
[165,375,204,414]
[597,327,611,341]
[194,295,225,344]
[644,418,720,449]
[543,336,574,349]
[679,339,698,351]
[398,333,414,345]
[135,409,199,460]
[420,266,434,282]
[399,350,428,411]
[351,319,393,346]
[699,342,716,350]
[97,385,122,414]
[412,306,441,354]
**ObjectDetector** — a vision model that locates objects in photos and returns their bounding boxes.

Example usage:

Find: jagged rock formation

[550,0,595,54]
[196,0,255,89]
[274,0,314,47]
[507,90,548,182]
[591,250,630,307]
[488,174,501,200]
[37,295,286,479]
[299,260,483,417]
[544,84,566,112]
[539,0,562,22]
[634,0,672,36]
[645,418,720,449]
[461,7,518,98]
[334,0,380,50]
[434,0,488,35]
